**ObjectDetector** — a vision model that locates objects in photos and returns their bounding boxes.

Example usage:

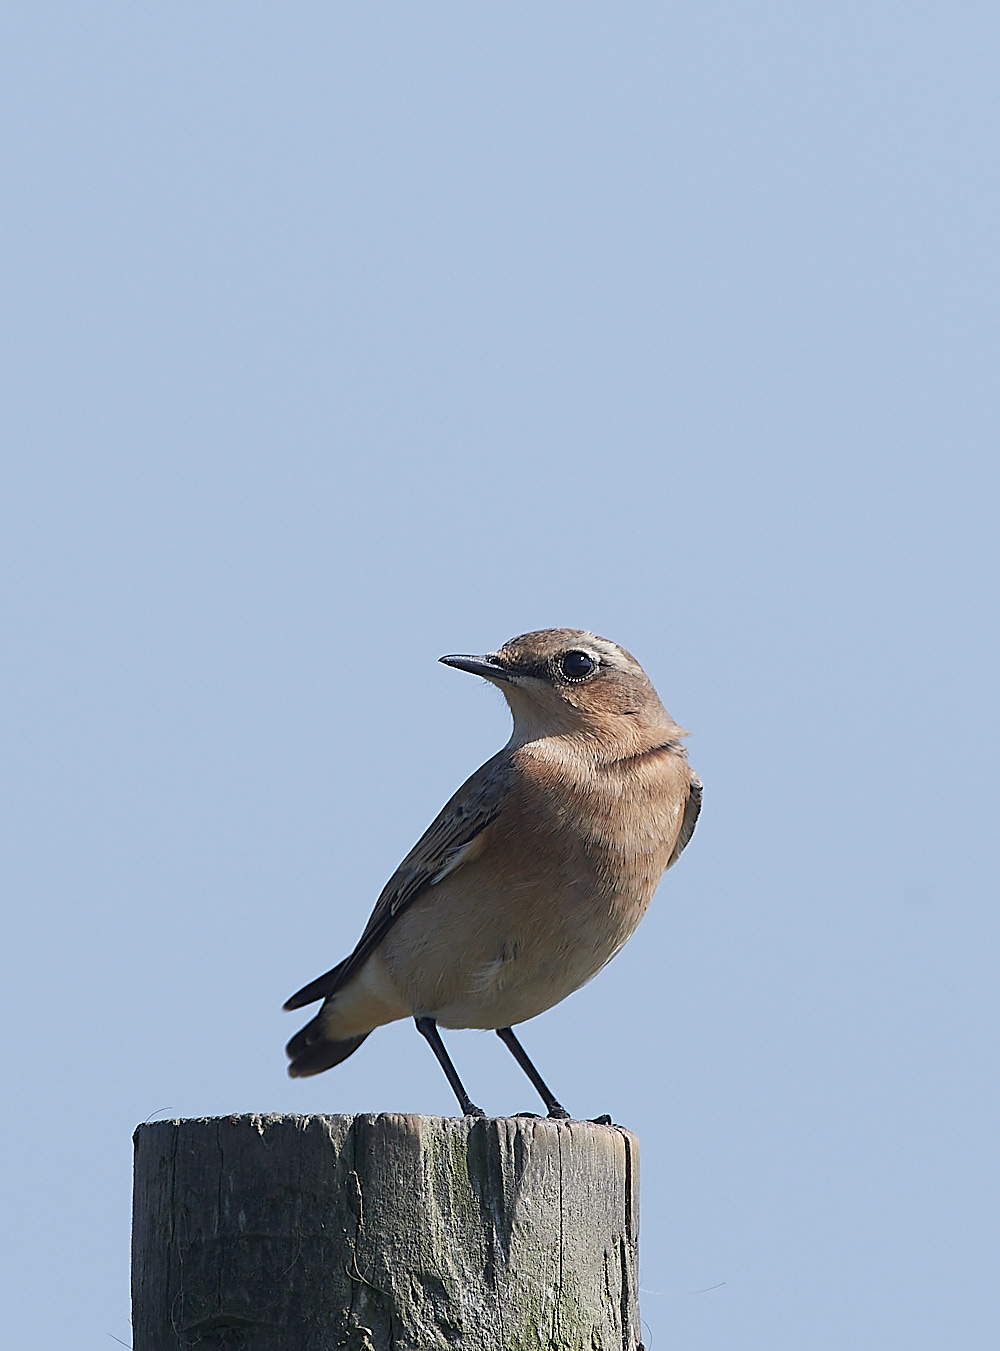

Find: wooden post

[132,1113,641,1351]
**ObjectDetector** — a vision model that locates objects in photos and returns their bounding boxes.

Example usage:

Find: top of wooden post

[133,1113,642,1351]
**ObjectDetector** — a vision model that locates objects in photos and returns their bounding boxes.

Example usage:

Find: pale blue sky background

[2,4,998,1348]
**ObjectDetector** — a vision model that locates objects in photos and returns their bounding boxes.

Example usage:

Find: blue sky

[2,4,998,1348]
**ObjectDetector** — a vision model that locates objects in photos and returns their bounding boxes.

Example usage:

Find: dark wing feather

[283,751,514,1011]
[666,773,702,868]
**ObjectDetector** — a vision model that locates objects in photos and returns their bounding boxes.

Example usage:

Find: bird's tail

[283,956,351,1011]
[286,1012,371,1078]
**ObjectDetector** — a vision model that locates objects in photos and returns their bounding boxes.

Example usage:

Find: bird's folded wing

[667,772,703,868]
[283,751,514,1010]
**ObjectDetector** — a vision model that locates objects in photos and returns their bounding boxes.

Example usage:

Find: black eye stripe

[496,651,600,682]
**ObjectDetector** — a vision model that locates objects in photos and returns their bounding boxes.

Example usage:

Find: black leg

[415,1017,485,1117]
[496,1026,570,1120]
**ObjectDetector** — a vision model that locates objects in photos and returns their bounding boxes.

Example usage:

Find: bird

[284,628,701,1119]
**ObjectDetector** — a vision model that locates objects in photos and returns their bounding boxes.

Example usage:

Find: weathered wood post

[132,1113,641,1351]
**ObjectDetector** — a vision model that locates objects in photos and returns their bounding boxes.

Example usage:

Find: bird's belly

[430,940,613,1029]
[382,868,655,1030]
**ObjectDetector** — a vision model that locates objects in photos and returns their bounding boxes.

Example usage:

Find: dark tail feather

[286,1012,370,1078]
[283,957,350,1011]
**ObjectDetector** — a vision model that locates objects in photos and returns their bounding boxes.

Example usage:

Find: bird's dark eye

[559,650,596,681]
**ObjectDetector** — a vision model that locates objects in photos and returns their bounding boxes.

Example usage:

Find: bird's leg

[415,1017,485,1117]
[496,1026,571,1120]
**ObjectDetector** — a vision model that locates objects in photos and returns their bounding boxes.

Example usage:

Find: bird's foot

[589,1113,613,1125]
[463,1104,486,1117]
[514,1111,541,1118]
[547,1104,571,1120]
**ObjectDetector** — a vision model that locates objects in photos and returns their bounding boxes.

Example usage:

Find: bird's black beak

[439,653,514,683]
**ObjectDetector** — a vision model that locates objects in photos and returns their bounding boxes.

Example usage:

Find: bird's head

[440,628,681,751]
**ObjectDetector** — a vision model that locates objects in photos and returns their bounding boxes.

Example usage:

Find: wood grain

[132,1113,641,1351]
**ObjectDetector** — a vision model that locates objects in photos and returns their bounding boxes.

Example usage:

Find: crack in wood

[132,1114,640,1351]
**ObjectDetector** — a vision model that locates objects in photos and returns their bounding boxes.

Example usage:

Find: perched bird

[285,628,701,1118]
